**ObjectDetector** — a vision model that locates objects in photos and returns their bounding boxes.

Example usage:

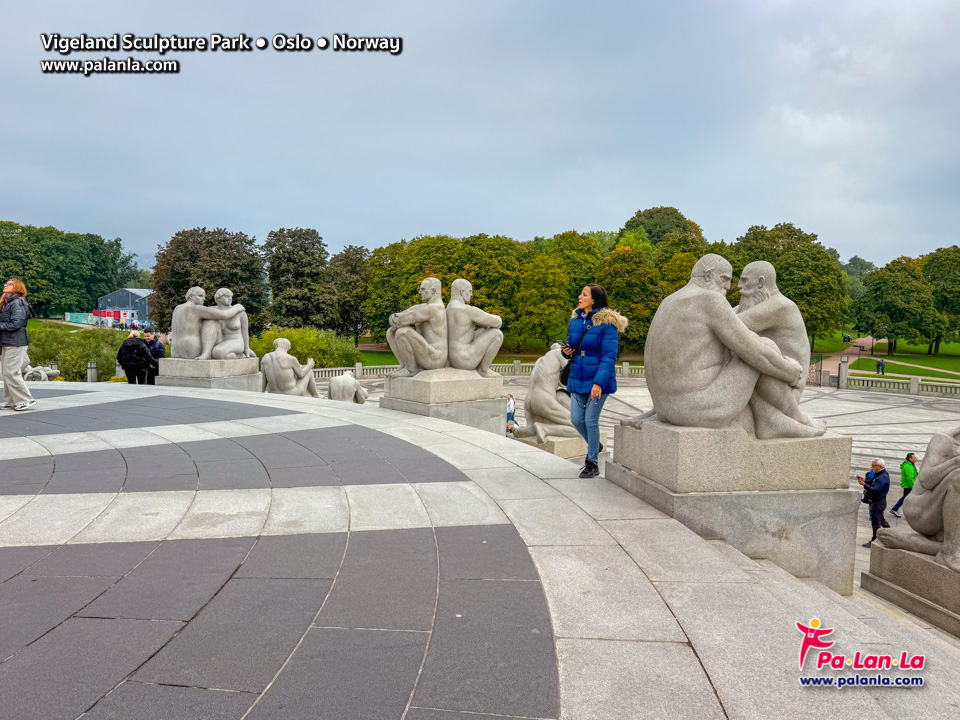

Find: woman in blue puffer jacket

[562,284,627,478]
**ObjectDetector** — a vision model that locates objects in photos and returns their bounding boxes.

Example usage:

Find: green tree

[595,247,661,350]
[329,245,371,346]
[405,235,463,302]
[584,230,619,255]
[921,245,960,354]
[854,259,943,354]
[617,206,691,244]
[516,254,570,349]
[0,222,44,307]
[615,227,655,262]
[363,241,410,341]
[549,230,602,305]
[152,227,268,332]
[658,252,698,297]
[842,255,876,280]
[456,234,522,337]
[263,227,336,329]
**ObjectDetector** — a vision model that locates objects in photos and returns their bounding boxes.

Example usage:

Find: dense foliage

[0,221,147,316]
[26,321,127,381]
[248,326,362,368]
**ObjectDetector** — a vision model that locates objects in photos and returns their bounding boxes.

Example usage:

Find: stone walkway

[1,383,960,718]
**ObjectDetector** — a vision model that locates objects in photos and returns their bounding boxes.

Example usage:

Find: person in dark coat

[116,331,155,385]
[0,278,36,411]
[562,284,627,478]
[858,458,891,547]
[142,329,166,385]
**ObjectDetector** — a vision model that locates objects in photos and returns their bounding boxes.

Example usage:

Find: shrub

[25,321,127,381]
[249,326,362,368]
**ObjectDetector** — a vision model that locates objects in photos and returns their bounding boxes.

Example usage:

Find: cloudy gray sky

[3,0,958,268]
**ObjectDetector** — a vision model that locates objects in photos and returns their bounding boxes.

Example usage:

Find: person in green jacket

[890,452,918,518]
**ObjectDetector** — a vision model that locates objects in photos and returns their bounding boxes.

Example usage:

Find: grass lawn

[873,340,960,357]
[850,358,960,379]
[359,350,398,365]
[810,330,853,354]
[851,352,960,373]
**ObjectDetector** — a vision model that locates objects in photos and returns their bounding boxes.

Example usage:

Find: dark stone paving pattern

[0,425,472,495]
[0,396,297,437]
[0,525,559,719]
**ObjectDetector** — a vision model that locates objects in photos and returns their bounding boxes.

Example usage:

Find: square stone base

[156,373,262,392]
[605,460,860,595]
[159,357,259,379]
[613,422,851,493]
[384,368,502,404]
[862,542,960,636]
[513,432,608,461]
[380,396,507,435]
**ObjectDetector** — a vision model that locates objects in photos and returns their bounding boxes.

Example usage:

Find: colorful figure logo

[797,618,834,669]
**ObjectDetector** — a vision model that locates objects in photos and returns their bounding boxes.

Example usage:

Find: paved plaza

[1,381,960,718]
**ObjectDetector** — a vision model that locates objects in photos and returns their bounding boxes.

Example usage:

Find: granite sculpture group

[170,287,255,361]
[20,354,59,381]
[260,338,319,398]
[386,277,503,378]
[512,343,580,443]
[622,255,825,440]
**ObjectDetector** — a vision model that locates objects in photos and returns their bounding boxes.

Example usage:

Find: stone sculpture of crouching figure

[328,370,368,404]
[879,425,960,572]
[512,343,581,443]
[261,338,320,397]
[386,277,448,377]
[446,278,503,378]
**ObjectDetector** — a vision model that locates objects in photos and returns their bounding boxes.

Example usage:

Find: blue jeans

[570,392,607,465]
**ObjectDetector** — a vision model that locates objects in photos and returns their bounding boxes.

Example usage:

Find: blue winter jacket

[863,468,890,503]
[565,307,627,395]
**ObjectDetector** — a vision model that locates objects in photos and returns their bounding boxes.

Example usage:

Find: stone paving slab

[82,682,257,720]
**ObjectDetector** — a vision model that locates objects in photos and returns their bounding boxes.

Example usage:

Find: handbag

[559,322,591,390]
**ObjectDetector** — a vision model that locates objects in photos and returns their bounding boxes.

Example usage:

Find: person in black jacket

[116,331,155,385]
[858,458,891,547]
[0,278,36,411]
[142,329,165,385]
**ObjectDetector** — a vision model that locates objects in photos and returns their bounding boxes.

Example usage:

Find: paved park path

[1,382,960,718]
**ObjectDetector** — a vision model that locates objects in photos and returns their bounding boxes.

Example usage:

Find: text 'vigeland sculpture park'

[381,277,507,434]
[606,253,857,596]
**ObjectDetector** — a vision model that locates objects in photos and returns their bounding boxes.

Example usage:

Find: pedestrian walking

[116,330,155,384]
[880,358,886,375]
[0,278,37,411]
[858,458,891,547]
[890,452,918,518]
[143,329,165,385]
[562,284,627,478]
[876,359,882,375]
[506,393,516,434]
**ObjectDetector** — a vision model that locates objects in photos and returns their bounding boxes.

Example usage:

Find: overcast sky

[3,0,958,269]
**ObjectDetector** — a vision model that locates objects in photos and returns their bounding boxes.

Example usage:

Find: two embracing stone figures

[386,277,503,377]
[623,252,960,575]
[170,287,255,361]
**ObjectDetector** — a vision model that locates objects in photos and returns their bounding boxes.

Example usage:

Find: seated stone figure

[19,354,59,381]
[200,288,255,360]
[170,287,246,360]
[386,277,448,377]
[622,254,803,431]
[446,278,503,378]
[879,426,960,572]
[261,338,319,397]
[512,344,581,443]
[735,261,826,439]
[328,370,368,404]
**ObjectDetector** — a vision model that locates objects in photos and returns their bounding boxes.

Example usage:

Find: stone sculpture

[735,261,826,439]
[446,279,503,378]
[203,288,255,360]
[260,338,319,397]
[878,426,960,571]
[19,354,59,381]
[170,287,248,360]
[622,254,805,436]
[328,370,368,404]
[386,277,449,377]
[512,344,580,443]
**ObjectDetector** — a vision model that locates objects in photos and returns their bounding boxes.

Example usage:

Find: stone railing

[839,363,960,398]
[845,376,912,394]
[311,359,646,381]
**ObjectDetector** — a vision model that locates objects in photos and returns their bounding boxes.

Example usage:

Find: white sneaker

[13,400,37,412]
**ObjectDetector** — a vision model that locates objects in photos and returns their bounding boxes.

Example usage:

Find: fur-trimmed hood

[571,307,628,332]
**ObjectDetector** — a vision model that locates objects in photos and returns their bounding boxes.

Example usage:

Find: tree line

[0,221,149,316]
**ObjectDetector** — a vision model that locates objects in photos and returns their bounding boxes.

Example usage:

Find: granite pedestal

[862,542,960,637]
[156,357,262,392]
[381,368,507,434]
[605,421,858,595]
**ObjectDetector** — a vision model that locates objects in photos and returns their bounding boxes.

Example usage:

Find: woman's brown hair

[4,279,27,297]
